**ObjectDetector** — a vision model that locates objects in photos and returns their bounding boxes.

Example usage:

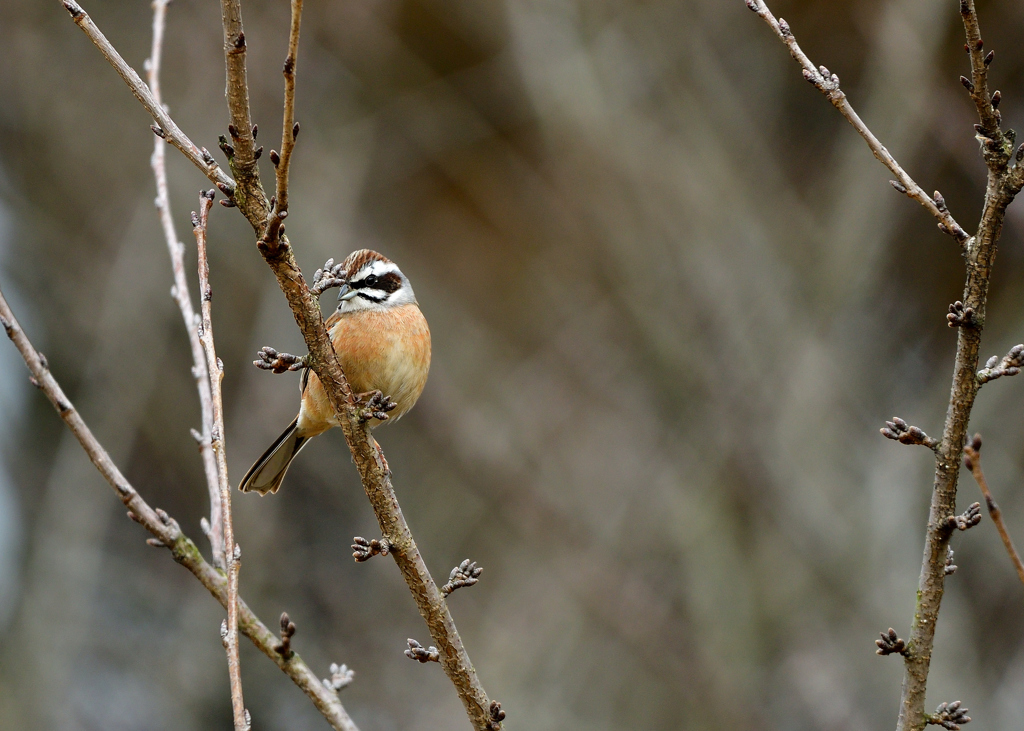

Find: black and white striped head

[335,249,417,312]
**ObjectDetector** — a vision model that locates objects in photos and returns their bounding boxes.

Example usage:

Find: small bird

[239,249,431,495]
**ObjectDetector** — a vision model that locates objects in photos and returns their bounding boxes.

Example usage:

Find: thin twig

[265,0,303,247]
[744,0,970,247]
[193,192,247,730]
[0,286,358,731]
[963,438,1024,587]
[147,0,224,567]
[959,1,1003,149]
[218,0,268,226]
[60,0,233,192]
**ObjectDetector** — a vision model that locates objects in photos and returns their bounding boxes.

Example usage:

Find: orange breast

[296,304,431,436]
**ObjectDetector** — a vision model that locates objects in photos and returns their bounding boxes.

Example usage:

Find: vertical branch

[264,0,303,247]
[219,0,267,226]
[147,0,224,567]
[193,192,247,730]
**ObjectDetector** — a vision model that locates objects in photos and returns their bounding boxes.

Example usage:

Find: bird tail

[238,418,310,495]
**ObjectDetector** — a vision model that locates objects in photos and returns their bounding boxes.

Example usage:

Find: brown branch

[959,1,1004,157]
[208,4,498,723]
[61,0,233,192]
[218,0,268,227]
[147,0,224,567]
[747,2,1024,729]
[265,0,303,247]
[193,192,247,730]
[893,5,1024,728]
[963,436,1024,587]
[744,0,970,246]
[256,246,499,730]
[0,286,359,731]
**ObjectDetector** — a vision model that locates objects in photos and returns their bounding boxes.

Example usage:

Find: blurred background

[2,0,1024,728]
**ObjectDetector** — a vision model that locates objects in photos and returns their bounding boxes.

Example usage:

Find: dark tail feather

[238,418,310,495]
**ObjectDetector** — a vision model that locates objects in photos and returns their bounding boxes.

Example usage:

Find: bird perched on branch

[239,249,431,495]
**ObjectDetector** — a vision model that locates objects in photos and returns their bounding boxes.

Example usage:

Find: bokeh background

[2,0,1024,728]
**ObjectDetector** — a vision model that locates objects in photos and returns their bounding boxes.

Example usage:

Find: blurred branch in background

[192,189,248,731]
[747,1,1024,729]
[147,0,223,568]
[963,434,1024,587]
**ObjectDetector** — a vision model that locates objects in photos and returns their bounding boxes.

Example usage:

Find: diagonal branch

[193,192,247,730]
[963,436,1024,587]
[61,0,234,192]
[0,286,359,731]
[265,0,303,248]
[744,0,970,246]
[147,0,224,568]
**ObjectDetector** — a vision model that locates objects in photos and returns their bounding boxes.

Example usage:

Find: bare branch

[265,0,304,247]
[218,0,268,228]
[963,436,1024,586]
[0,285,359,731]
[61,0,233,191]
[147,0,224,567]
[193,191,247,730]
[959,0,1009,172]
[744,0,970,246]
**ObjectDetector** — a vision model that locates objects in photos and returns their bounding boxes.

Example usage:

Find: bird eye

[365,274,378,286]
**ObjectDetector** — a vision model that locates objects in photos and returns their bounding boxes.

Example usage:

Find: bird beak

[337,283,358,301]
